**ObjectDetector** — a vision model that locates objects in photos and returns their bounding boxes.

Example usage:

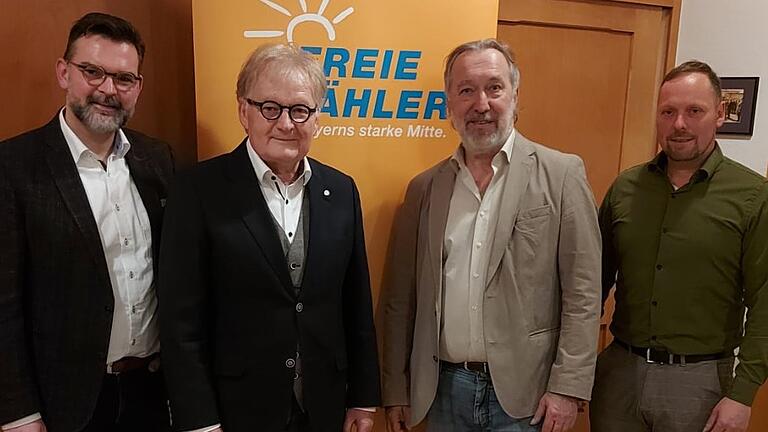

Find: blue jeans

[426,364,541,432]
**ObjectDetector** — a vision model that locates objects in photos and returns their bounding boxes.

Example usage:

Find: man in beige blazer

[381,39,602,432]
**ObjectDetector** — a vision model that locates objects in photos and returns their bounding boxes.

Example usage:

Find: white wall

[676,0,768,176]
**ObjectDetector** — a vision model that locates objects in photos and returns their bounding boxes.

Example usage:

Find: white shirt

[2,110,159,431]
[246,138,311,241]
[440,129,516,363]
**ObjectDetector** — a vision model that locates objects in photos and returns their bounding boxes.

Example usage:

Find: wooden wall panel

[0,0,197,167]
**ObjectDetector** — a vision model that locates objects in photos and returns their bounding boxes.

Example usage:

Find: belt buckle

[645,348,655,364]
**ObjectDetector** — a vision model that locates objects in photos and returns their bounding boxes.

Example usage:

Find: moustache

[87,95,123,110]
[466,114,496,124]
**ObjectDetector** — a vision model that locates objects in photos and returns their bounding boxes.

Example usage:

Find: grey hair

[236,43,327,107]
[443,38,520,92]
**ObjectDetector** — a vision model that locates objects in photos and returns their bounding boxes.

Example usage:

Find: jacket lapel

[486,134,535,286]
[43,116,111,288]
[228,141,294,296]
[427,161,456,310]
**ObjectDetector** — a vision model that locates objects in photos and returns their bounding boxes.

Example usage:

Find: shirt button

[296,302,304,313]
[473,273,480,279]
[124,238,129,246]
[475,242,482,248]
[115,203,121,212]
[479,211,486,218]
[656,264,663,271]
[432,355,438,362]
[472,305,478,311]
[129,270,135,279]
[131,339,136,346]
[286,358,296,368]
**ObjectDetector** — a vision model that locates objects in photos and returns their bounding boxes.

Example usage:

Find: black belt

[107,353,160,374]
[614,339,729,365]
[440,360,488,373]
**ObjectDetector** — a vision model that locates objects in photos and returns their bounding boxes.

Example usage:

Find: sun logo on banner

[244,0,354,43]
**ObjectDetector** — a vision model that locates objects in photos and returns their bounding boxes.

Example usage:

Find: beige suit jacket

[381,133,602,426]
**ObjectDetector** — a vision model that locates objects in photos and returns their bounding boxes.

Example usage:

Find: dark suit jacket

[0,115,174,431]
[158,141,381,432]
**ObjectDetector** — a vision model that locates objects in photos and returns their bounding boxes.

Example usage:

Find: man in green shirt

[592,60,768,432]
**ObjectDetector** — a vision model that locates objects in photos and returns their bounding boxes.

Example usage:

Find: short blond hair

[236,43,327,107]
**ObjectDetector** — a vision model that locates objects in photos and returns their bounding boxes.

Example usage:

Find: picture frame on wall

[718,77,759,135]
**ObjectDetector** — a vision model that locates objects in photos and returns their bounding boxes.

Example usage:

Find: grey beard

[71,97,130,134]
[462,124,512,153]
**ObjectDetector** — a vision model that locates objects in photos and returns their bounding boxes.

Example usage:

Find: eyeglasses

[244,98,317,124]
[68,61,142,91]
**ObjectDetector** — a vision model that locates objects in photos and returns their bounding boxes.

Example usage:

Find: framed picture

[718,77,759,135]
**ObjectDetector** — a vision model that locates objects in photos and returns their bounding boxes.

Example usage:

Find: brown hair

[63,12,146,69]
[662,60,722,102]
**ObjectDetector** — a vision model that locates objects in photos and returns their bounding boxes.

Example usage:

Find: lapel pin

[323,189,331,197]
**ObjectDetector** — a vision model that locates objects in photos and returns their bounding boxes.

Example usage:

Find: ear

[237,98,250,132]
[715,99,725,128]
[134,75,144,98]
[56,58,70,90]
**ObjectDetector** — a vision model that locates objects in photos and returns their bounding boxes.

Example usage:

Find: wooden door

[497,1,680,430]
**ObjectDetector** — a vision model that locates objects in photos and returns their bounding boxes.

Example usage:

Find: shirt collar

[450,128,516,172]
[245,138,312,187]
[59,108,131,164]
[648,143,724,182]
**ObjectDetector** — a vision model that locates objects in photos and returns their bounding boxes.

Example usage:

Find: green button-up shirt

[600,145,768,405]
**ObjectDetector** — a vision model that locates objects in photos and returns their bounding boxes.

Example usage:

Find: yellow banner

[192,0,499,303]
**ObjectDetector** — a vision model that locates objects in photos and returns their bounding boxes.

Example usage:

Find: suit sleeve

[0,157,41,423]
[547,156,602,401]
[380,178,423,407]
[158,172,220,430]
[342,179,382,407]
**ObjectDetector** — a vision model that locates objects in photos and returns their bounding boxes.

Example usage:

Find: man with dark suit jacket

[158,43,381,432]
[0,13,174,432]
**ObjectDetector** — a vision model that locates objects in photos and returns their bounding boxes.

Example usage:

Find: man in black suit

[0,13,173,432]
[159,43,381,432]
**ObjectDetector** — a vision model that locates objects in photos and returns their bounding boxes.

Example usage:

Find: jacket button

[286,358,296,368]
[295,302,304,313]
[104,305,113,313]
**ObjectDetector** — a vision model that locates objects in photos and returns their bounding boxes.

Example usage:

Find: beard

[70,94,132,134]
[457,110,515,154]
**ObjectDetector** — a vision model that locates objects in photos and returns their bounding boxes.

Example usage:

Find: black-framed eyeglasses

[68,61,142,91]
[244,98,317,124]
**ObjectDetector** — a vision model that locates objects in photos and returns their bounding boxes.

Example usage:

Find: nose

[274,108,295,131]
[673,112,688,130]
[472,90,491,113]
[96,75,118,95]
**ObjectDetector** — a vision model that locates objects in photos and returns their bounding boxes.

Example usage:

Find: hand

[5,419,47,432]
[385,406,411,432]
[343,408,375,432]
[530,392,578,432]
[703,397,751,432]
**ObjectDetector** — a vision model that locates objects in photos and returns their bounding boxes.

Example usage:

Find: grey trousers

[589,342,734,432]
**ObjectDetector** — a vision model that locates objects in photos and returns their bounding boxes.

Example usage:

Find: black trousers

[82,368,170,432]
